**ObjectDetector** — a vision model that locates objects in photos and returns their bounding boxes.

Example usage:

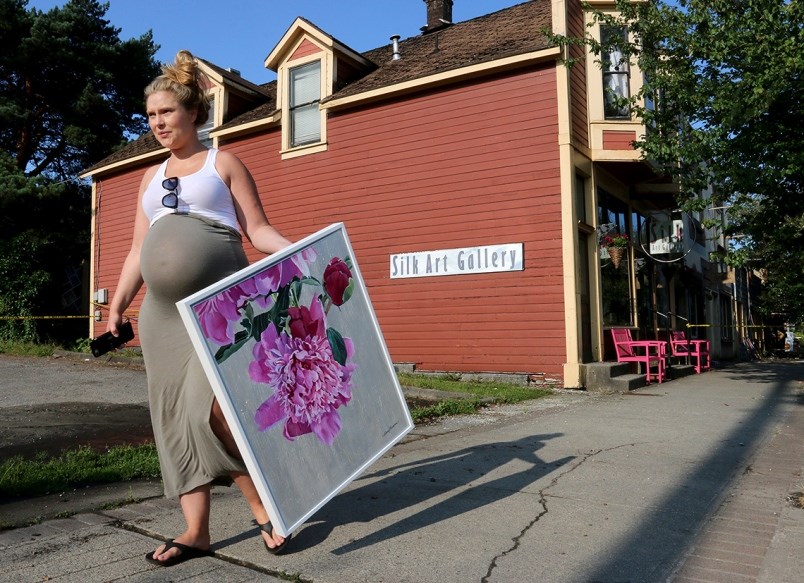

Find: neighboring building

[81,0,744,388]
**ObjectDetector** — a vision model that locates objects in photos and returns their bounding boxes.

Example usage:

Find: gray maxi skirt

[139,213,249,498]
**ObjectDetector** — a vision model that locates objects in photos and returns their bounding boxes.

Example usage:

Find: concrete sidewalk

[1,361,803,582]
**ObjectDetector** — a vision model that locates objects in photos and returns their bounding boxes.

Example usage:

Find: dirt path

[0,402,154,460]
[0,353,153,460]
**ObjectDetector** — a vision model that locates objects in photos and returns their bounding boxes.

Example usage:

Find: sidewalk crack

[481,443,640,583]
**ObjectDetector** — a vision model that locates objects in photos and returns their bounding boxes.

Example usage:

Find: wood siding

[568,0,589,149]
[92,167,162,339]
[225,66,565,377]
[93,66,565,379]
[602,130,637,150]
[290,39,321,61]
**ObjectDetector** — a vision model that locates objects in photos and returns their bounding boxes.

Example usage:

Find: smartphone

[90,321,135,358]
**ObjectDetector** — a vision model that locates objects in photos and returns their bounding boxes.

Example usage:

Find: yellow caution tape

[686,323,773,329]
[0,315,94,320]
[0,310,138,321]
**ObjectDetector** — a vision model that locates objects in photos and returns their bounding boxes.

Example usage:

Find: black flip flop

[145,539,213,567]
[259,522,291,555]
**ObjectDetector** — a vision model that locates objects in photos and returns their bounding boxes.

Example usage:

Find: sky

[27,1,526,84]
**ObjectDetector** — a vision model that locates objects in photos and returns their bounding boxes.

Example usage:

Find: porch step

[582,361,701,392]
[668,364,697,379]
[583,362,646,393]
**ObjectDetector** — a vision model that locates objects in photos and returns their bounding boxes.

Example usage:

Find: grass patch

[0,340,58,357]
[0,444,161,499]
[409,399,484,422]
[399,372,551,402]
[400,372,552,422]
[0,337,140,357]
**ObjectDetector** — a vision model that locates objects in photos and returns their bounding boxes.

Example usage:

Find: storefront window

[632,212,656,337]
[720,295,734,341]
[598,190,632,326]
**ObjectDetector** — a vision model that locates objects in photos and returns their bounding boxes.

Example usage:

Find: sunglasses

[162,177,179,209]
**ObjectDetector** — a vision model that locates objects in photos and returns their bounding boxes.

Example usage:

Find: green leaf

[341,279,355,305]
[252,284,292,341]
[252,311,273,342]
[327,327,347,366]
[214,330,250,364]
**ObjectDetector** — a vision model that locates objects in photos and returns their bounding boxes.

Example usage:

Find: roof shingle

[331,2,552,100]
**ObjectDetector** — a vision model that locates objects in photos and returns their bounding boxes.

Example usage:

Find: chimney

[390,35,401,60]
[423,0,453,34]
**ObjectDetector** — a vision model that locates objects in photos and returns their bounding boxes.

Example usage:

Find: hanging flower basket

[607,245,626,269]
[600,232,629,269]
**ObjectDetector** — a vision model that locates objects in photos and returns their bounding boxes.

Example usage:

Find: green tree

[553,0,803,322]
[0,0,159,341]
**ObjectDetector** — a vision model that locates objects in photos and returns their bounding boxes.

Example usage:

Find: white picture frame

[176,222,413,537]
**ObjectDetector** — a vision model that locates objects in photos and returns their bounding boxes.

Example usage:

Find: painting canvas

[177,222,413,537]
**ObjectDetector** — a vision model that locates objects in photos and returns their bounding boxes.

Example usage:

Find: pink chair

[670,330,710,373]
[611,328,667,384]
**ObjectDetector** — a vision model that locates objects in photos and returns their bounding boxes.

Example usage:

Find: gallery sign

[390,243,524,279]
[648,217,684,255]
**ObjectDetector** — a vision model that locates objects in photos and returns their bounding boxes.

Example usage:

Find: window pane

[197,98,215,146]
[601,26,630,119]
[289,61,321,147]
[604,74,630,118]
[598,189,632,327]
[291,103,320,146]
[575,174,587,223]
[290,62,320,106]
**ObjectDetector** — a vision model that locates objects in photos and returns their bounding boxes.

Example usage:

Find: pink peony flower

[193,248,317,345]
[287,305,324,340]
[250,296,355,445]
[194,282,258,345]
[251,248,318,307]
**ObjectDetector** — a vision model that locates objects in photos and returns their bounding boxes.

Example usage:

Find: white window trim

[277,40,330,158]
[586,11,650,157]
[199,85,225,149]
[600,24,631,120]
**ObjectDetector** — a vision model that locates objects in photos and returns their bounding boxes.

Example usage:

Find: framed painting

[177,222,413,537]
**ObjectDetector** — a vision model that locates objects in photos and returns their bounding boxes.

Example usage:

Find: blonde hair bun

[145,50,210,127]
[162,50,201,88]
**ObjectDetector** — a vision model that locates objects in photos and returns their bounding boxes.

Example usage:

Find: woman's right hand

[106,312,125,336]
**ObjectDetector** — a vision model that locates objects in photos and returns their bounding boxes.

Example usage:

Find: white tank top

[142,149,240,233]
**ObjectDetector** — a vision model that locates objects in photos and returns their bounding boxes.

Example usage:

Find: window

[197,97,215,147]
[575,174,588,224]
[643,71,656,114]
[598,190,632,327]
[720,295,734,341]
[601,26,630,119]
[289,61,321,147]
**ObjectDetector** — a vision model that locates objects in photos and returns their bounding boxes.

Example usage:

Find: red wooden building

[82,1,703,388]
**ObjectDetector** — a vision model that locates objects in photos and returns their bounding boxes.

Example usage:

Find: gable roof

[81,66,277,176]
[265,16,373,72]
[331,1,552,101]
[198,58,275,98]
[83,1,553,177]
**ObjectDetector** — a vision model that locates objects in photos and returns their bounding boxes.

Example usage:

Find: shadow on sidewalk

[300,432,572,554]
[585,361,803,581]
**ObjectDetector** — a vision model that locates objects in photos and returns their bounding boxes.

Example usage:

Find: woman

[106,50,292,566]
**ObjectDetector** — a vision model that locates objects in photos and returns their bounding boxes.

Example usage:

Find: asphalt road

[0,353,153,460]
